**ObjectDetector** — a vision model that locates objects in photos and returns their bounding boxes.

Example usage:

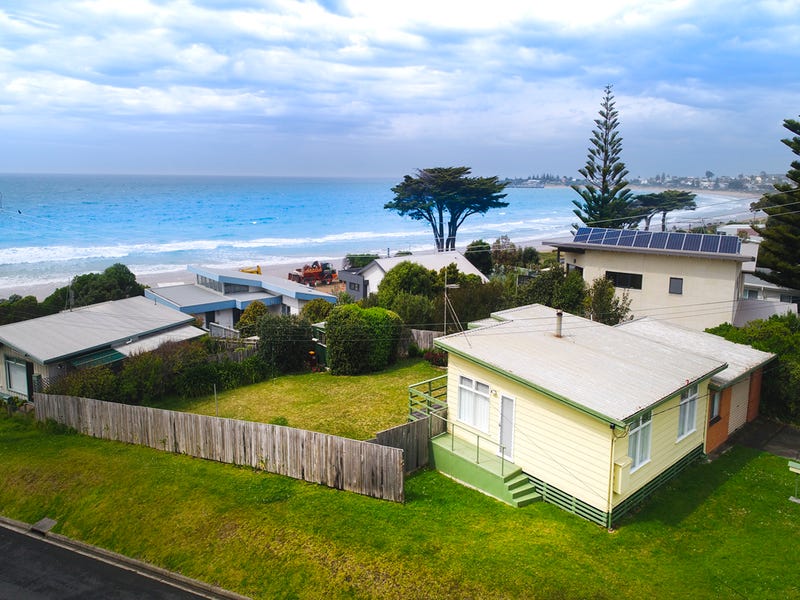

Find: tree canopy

[571,85,634,228]
[753,117,800,290]
[386,167,508,251]
[632,190,697,231]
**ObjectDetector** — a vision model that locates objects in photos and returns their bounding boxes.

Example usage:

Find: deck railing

[428,411,509,477]
[408,375,448,421]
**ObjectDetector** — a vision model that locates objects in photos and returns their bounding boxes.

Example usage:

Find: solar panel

[719,235,741,254]
[650,232,669,249]
[571,227,742,256]
[683,233,702,251]
[574,227,591,242]
[700,235,721,253]
[665,232,685,250]
[602,229,621,245]
[633,231,652,248]
[618,229,636,246]
[588,228,606,243]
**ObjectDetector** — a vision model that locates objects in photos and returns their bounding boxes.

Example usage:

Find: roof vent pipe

[555,310,563,338]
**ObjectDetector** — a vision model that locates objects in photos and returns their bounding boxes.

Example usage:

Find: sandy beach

[0,186,760,303]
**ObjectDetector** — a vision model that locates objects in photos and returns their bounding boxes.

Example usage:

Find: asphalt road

[0,526,211,600]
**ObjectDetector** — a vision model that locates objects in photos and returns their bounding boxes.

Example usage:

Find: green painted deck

[431,433,540,507]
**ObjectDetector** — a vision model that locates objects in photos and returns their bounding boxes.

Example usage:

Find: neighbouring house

[542,227,764,331]
[616,317,775,453]
[0,296,205,403]
[337,251,488,302]
[413,304,728,527]
[738,239,800,317]
[144,266,337,329]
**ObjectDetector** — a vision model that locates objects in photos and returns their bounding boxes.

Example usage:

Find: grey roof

[435,304,726,424]
[190,266,337,301]
[366,251,489,282]
[616,317,775,387]
[147,283,277,309]
[0,296,197,364]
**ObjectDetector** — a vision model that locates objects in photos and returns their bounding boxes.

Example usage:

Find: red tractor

[288,261,338,286]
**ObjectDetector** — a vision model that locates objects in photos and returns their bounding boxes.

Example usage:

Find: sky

[1,0,799,179]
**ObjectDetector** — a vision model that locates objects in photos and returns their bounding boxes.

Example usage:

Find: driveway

[731,418,800,460]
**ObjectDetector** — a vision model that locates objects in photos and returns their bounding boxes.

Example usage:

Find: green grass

[150,358,441,440]
[1,413,798,599]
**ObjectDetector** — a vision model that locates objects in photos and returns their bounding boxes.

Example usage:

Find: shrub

[236,301,268,337]
[257,314,314,374]
[117,351,166,404]
[424,349,448,367]
[326,304,372,375]
[300,298,335,324]
[46,365,118,401]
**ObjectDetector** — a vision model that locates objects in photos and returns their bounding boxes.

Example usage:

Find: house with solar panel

[0,296,205,403]
[144,266,337,330]
[542,227,756,330]
[411,304,727,527]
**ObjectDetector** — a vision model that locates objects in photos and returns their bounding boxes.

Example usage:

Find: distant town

[505,171,787,193]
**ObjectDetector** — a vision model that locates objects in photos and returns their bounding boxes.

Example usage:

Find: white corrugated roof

[436,304,726,424]
[368,251,489,282]
[0,296,196,364]
[616,317,775,387]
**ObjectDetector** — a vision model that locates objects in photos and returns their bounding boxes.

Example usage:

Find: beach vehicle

[288,261,338,286]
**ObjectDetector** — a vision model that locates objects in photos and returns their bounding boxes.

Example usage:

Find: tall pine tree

[754,117,800,290]
[571,85,634,228]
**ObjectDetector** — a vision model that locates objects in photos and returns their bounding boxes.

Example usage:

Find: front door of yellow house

[499,395,514,460]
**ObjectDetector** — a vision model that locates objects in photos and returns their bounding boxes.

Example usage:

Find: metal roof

[435,304,726,424]
[364,251,489,282]
[616,317,775,388]
[0,296,197,365]
[116,324,206,356]
[189,266,337,302]
[145,284,280,312]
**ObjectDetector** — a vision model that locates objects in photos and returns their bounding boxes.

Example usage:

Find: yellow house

[542,227,753,331]
[428,304,726,527]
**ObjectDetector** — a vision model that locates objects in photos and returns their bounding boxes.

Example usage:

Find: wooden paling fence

[34,393,404,503]
[373,416,446,474]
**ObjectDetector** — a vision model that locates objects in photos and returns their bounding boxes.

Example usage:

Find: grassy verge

[150,358,442,439]
[1,413,797,599]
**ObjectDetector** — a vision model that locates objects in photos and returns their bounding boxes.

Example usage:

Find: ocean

[0,174,755,293]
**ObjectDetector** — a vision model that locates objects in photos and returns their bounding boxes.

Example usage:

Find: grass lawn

[150,358,442,440]
[1,413,798,599]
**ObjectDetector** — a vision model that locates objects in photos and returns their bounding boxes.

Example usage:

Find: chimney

[555,310,563,338]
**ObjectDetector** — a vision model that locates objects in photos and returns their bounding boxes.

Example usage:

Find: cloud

[0,1,797,176]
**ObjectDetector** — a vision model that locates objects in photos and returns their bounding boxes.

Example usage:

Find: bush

[257,314,314,375]
[326,304,372,375]
[117,351,166,404]
[46,365,118,401]
[424,349,448,367]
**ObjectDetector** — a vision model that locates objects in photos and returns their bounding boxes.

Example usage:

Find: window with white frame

[5,358,27,395]
[710,390,721,422]
[457,375,490,432]
[628,411,652,471]
[678,384,698,439]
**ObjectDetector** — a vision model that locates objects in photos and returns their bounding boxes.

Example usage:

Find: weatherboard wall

[445,354,715,514]
[562,250,743,331]
[612,380,710,507]
[446,355,615,514]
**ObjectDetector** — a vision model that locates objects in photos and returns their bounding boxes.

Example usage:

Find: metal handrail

[428,412,507,477]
